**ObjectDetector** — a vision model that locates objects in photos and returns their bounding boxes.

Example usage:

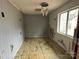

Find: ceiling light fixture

[40,2,49,16]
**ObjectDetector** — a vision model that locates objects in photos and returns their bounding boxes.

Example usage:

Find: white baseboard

[25,36,48,39]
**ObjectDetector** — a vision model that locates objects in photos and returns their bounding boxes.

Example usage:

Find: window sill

[57,32,73,39]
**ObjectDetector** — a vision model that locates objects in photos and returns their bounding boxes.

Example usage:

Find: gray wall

[23,14,49,38]
[49,0,79,54]
[0,0,24,59]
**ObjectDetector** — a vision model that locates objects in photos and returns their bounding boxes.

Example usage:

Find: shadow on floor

[43,37,72,59]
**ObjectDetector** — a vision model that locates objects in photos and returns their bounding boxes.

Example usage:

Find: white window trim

[57,6,79,38]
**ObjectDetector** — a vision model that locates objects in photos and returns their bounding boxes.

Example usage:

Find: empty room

[0,0,79,59]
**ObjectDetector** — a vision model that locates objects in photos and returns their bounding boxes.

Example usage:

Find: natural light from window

[60,12,67,34]
[57,8,78,37]
[67,9,78,36]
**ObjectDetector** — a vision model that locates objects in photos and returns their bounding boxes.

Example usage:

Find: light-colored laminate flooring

[14,38,72,59]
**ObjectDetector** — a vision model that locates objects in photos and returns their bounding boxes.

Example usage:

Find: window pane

[67,9,78,36]
[59,12,67,34]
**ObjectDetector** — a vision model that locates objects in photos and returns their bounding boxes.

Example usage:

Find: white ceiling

[8,0,69,14]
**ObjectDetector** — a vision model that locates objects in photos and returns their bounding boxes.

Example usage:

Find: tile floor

[14,38,72,59]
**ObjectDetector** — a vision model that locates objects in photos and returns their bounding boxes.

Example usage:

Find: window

[59,12,67,34]
[57,8,79,37]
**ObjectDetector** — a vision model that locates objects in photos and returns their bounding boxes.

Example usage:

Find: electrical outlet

[20,32,22,35]
[10,45,14,52]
